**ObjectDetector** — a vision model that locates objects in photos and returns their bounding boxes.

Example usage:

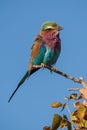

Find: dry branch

[33,65,87,89]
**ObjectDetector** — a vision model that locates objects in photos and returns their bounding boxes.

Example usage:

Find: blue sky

[0,0,87,130]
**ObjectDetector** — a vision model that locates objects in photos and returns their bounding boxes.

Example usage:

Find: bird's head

[40,21,63,33]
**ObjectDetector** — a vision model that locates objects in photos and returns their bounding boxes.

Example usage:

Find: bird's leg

[40,63,45,69]
[33,64,58,72]
[33,63,45,69]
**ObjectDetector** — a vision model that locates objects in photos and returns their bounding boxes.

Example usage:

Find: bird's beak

[58,25,64,31]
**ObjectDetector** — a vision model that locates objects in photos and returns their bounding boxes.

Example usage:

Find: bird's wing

[8,35,46,103]
[28,34,46,71]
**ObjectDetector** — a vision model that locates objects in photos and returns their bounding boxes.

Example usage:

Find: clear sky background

[0,0,87,130]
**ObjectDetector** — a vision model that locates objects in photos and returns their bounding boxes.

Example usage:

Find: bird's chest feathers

[43,33,61,51]
[42,34,61,65]
[43,45,60,65]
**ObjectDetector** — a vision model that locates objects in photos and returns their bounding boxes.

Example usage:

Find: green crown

[40,21,58,31]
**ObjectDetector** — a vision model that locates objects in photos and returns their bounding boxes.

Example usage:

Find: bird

[8,21,63,102]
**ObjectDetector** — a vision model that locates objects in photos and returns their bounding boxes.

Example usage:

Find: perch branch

[33,65,87,88]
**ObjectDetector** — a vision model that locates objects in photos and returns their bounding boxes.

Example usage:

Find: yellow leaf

[71,106,87,129]
[83,101,87,107]
[60,115,72,130]
[74,102,81,109]
[70,93,77,100]
[43,126,51,130]
[51,102,62,108]
[79,88,87,99]
[76,119,87,128]
[77,105,86,120]
[71,112,79,123]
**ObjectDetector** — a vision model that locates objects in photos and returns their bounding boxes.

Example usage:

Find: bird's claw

[40,63,45,69]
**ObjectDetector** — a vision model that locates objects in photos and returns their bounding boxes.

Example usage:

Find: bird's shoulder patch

[30,35,44,60]
[34,34,43,41]
[31,34,43,49]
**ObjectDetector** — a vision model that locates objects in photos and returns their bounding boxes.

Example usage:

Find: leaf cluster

[43,88,87,130]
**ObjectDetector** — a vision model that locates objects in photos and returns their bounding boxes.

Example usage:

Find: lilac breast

[43,33,61,51]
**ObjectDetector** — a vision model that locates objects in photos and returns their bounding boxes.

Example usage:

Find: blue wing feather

[33,42,46,65]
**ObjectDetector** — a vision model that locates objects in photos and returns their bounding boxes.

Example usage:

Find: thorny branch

[33,65,87,89]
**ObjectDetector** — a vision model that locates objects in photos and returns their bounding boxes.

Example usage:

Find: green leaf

[52,114,62,130]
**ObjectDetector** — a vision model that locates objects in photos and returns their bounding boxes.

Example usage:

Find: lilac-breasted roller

[8,21,63,102]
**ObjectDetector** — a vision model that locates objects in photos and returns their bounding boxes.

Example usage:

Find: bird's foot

[40,63,45,69]
[33,63,45,69]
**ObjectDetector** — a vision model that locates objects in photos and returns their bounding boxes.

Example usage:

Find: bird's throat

[40,30,61,51]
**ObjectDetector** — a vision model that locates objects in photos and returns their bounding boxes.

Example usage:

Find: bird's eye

[46,28,53,30]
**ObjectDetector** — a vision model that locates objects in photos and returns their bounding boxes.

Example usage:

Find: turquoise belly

[43,47,61,65]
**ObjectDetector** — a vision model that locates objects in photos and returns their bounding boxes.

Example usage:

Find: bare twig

[33,65,87,88]
[68,88,80,91]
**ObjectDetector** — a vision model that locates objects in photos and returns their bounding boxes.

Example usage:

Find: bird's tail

[8,71,28,103]
[8,68,39,103]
